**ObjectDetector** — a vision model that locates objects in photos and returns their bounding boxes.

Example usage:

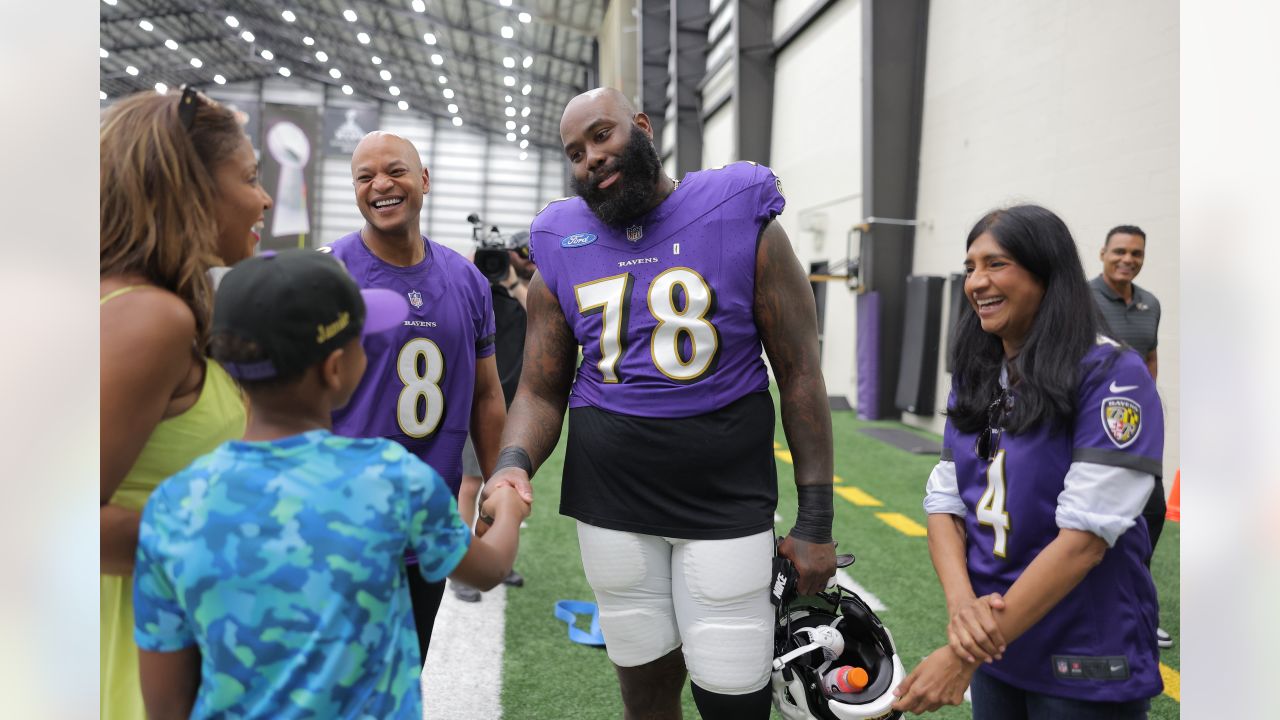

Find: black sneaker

[502,569,525,588]
[1156,627,1173,649]
[451,581,481,603]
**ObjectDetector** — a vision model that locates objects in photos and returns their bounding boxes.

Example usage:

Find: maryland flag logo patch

[1101,397,1142,448]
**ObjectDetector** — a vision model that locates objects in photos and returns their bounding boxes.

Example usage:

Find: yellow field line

[1159,662,1180,702]
[834,486,883,507]
[774,449,793,464]
[875,512,928,537]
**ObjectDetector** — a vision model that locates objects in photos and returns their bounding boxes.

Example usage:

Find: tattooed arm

[754,219,837,594]
[478,271,577,512]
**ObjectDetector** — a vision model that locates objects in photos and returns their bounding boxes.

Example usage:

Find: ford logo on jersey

[561,232,597,248]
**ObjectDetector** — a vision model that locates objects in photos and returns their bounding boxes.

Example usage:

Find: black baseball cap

[212,248,407,381]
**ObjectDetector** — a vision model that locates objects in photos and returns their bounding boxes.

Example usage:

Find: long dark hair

[948,204,1107,434]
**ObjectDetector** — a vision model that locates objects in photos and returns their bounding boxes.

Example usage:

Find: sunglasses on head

[177,85,206,131]
[513,245,531,259]
[975,387,1012,462]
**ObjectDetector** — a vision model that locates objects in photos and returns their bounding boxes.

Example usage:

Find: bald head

[560,87,641,145]
[351,131,422,174]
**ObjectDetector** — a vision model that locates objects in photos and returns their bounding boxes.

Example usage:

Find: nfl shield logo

[626,224,643,242]
[407,290,423,309]
[1101,397,1142,448]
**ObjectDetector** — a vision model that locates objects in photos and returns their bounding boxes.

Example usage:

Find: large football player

[482,88,838,719]
[325,132,507,664]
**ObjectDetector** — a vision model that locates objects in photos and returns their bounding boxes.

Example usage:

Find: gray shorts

[461,434,482,478]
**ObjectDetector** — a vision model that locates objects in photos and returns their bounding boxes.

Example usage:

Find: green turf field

[500,396,1180,718]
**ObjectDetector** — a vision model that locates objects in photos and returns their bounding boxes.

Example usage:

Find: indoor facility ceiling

[99,0,606,150]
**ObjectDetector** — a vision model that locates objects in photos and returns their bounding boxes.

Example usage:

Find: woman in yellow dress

[100,88,271,719]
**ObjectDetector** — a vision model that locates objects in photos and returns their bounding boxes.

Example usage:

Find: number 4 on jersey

[976,451,1011,557]
[574,267,719,383]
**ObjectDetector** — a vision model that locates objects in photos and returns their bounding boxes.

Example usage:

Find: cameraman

[454,227,535,601]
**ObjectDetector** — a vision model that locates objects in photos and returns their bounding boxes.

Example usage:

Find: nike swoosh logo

[1109,382,1139,393]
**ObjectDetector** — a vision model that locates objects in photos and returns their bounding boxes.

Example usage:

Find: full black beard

[571,125,662,227]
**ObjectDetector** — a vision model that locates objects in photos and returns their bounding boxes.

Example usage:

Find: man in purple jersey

[481,88,837,720]
[322,131,508,665]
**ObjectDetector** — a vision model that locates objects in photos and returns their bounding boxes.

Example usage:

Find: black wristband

[790,484,834,544]
[493,446,533,478]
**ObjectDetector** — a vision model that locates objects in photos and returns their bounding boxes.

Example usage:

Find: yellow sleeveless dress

[99,285,247,719]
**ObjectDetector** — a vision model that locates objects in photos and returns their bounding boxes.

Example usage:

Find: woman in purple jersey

[893,205,1163,718]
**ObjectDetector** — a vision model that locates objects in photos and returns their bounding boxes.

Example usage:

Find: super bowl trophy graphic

[266,120,312,239]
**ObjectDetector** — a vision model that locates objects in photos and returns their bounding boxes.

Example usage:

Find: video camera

[468,213,530,284]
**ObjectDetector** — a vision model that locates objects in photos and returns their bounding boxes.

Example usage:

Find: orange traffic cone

[1165,470,1180,522]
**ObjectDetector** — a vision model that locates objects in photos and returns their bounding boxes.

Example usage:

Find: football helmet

[769,554,905,720]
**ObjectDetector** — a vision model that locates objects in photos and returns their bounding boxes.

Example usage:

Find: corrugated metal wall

[207,76,565,257]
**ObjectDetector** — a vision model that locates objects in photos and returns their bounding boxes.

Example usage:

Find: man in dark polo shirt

[1090,225,1161,378]
[1089,223,1172,649]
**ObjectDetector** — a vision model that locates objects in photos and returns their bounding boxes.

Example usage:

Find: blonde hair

[100,90,247,344]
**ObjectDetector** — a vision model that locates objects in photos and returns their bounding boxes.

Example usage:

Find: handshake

[474,482,531,536]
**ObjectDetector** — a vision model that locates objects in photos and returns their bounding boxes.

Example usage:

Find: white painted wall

[769,0,864,401]
[908,0,1180,476]
[701,104,737,169]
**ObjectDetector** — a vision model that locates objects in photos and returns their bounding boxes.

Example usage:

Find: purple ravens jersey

[943,341,1164,702]
[326,232,495,494]
[529,161,781,418]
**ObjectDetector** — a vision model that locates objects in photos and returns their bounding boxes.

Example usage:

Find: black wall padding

[945,272,965,373]
[895,275,946,415]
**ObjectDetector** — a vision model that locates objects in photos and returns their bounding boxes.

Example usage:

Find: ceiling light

[438,75,448,84]
[214,74,226,84]
[281,10,296,22]
[503,57,515,68]
[329,68,341,79]
[357,32,370,44]
[523,56,533,68]
[279,67,291,77]
[452,116,463,127]
[503,75,515,87]
[388,86,400,96]
[505,120,516,130]
[316,50,328,62]
[342,84,354,95]
[521,83,531,95]
[225,15,239,28]
[103,0,117,5]
[506,132,516,142]
[520,106,531,117]
[163,39,178,50]
[501,26,514,39]
[379,69,391,81]
[125,65,139,76]
[423,32,437,45]
[100,47,109,58]
[398,100,409,110]
[519,151,527,160]
[371,56,382,64]
[505,94,513,103]
[518,12,531,23]
[504,107,516,117]
[412,0,426,11]
[303,36,315,46]
[343,9,358,22]
[241,30,255,42]
[500,0,512,6]
[431,53,443,65]
[139,20,154,31]
[442,88,454,98]
[154,82,167,93]
[519,139,529,149]
[520,124,529,134]
[100,90,107,100]
[189,58,202,68]
[260,49,274,60]
[447,103,458,113]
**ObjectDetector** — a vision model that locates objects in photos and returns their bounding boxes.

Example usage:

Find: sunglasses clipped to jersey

[976,385,1014,462]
